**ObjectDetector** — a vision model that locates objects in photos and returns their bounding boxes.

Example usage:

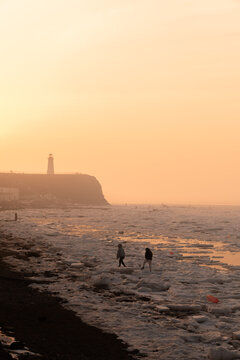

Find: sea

[1,204,240,359]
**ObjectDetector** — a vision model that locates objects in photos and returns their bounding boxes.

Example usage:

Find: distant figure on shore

[141,248,153,272]
[117,244,126,267]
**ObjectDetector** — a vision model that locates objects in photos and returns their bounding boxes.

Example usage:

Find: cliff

[0,173,108,206]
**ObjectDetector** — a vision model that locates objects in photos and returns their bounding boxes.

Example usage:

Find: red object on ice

[207,295,219,304]
[170,252,174,255]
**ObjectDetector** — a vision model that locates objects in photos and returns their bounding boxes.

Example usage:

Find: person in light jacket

[141,248,153,272]
[117,243,126,267]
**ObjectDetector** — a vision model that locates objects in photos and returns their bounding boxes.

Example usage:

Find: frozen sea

[1,204,240,359]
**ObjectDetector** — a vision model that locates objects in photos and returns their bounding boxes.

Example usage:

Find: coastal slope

[0,173,108,205]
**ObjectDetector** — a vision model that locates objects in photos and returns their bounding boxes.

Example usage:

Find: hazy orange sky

[1,0,240,204]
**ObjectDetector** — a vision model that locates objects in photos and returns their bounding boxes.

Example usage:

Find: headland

[0,172,108,208]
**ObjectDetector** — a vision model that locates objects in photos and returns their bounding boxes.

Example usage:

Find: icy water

[1,204,240,359]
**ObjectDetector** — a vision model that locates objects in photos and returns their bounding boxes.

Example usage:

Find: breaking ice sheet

[1,205,240,359]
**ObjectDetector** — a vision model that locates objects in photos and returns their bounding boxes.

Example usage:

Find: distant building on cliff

[47,154,54,175]
[0,155,108,206]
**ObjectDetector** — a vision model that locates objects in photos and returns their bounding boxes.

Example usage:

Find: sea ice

[232,331,240,340]
[192,315,208,323]
[208,347,240,360]
[2,205,240,359]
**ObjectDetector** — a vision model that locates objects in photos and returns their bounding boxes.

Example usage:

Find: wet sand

[0,234,135,360]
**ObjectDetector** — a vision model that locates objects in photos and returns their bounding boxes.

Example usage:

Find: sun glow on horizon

[1,0,240,204]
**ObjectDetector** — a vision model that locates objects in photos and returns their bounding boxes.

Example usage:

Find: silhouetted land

[0,173,108,205]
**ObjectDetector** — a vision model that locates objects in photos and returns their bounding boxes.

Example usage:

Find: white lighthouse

[47,154,54,175]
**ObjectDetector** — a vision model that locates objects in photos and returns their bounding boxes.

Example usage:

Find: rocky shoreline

[0,232,135,360]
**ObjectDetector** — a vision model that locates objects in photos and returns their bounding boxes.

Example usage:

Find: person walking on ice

[141,248,153,272]
[117,243,126,267]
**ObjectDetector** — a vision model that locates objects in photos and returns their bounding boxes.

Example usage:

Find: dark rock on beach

[8,340,25,350]
[0,342,12,359]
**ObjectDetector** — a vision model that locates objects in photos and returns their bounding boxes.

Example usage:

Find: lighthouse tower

[47,154,54,175]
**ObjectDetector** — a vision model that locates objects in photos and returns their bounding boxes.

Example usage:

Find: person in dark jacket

[116,243,126,267]
[141,248,153,272]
